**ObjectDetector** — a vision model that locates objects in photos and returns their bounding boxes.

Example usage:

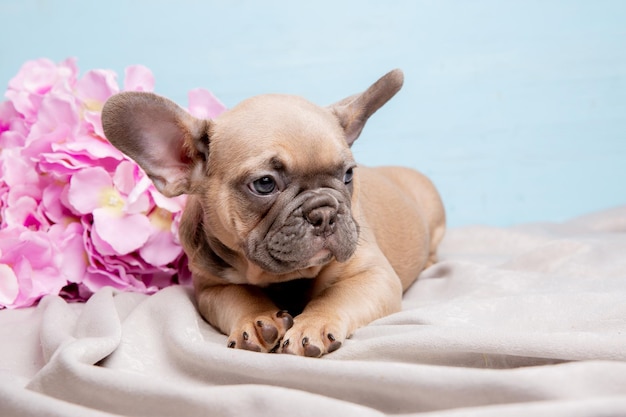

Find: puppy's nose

[306,206,337,235]
[303,194,339,236]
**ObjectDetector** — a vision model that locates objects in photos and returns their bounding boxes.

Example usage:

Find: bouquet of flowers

[0,58,226,309]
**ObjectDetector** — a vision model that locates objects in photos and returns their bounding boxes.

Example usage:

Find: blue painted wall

[1,0,625,227]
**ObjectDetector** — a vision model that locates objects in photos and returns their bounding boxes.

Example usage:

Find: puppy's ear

[329,69,404,146]
[102,92,210,197]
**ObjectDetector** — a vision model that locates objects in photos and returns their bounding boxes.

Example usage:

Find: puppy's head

[102,69,403,277]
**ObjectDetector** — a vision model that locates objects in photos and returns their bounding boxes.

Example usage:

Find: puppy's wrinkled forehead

[209,94,351,173]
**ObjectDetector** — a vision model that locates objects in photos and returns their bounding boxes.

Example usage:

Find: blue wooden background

[1,0,625,227]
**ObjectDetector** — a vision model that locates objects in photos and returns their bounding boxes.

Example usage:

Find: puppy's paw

[227,310,294,352]
[280,316,344,357]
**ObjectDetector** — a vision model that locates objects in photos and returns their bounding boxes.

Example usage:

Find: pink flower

[49,222,88,285]
[67,162,152,254]
[0,226,69,308]
[188,88,227,119]
[0,58,226,309]
[124,65,155,92]
[140,207,184,267]
[5,58,77,122]
[0,100,27,140]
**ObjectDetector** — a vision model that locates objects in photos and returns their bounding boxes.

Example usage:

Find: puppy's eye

[343,167,354,184]
[249,176,276,195]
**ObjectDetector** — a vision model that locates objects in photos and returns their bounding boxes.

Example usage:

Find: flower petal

[67,166,113,214]
[188,88,227,119]
[92,208,152,255]
[113,160,138,196]
[0,264,19,307]
[49,223,87,284]
[83,110,105,138]
[28,95,79,137]
[150,187,186,213]
[124,65,155,92]
[140,229,183,266]
[0,229,65,308]
[115,162,151,214]
[8,58,58,94]
[1,148,39,187]
[75,69,119,111]
[2,195,46,229]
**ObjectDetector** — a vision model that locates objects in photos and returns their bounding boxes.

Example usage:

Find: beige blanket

[1,207,625,416]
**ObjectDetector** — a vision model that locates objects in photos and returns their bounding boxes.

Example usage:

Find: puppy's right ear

[102,92,210,197]
[329,69,404,146]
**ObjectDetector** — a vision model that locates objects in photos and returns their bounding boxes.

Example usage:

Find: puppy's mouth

[245,189,359,275]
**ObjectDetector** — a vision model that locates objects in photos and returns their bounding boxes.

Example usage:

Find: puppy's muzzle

[302,193,339,237]
[245,188,359,275]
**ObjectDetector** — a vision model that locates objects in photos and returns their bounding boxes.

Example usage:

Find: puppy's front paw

[227,310,294,352]
[281,316,344,357]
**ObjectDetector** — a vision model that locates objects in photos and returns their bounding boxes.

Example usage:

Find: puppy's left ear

[329,69,404,146]
[102,92,210,197]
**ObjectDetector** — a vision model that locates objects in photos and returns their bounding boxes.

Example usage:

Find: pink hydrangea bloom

[0,58,226,309]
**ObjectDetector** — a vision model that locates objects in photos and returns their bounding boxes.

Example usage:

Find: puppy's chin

[309,249,334,266]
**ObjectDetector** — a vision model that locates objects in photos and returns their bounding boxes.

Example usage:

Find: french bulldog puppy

[102,69,445,357]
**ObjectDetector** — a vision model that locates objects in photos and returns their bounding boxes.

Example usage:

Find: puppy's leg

[281,259,403,357]
[196,284,294,352]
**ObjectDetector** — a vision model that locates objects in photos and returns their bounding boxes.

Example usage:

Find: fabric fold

[0,206,625,416]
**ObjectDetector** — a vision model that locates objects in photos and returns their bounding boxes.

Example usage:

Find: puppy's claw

[227,341,236,349]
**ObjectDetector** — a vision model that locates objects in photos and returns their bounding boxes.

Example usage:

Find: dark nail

[328,333,336,342]
[283,339,290,348]
[243,331,249,341]
[228,341,236,348]
[276,310,288,317]
[302,337,309,347]
[256,320,263,327]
